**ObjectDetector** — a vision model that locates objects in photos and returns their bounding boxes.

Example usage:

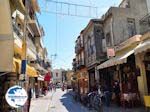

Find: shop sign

[5,85,28,108]
[21,60,27,74]
[107,48,115,58]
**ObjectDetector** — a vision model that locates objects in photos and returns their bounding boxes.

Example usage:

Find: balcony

[13,22,37,60]
[13,23,23,38]
[77,60,85,69]
[13,23,23,55]
[28,14,42,37]
[72,59,77,71]
[30,62,48,74]
[26,36,37,60]
[11,0,26,14]
[75,43,84,54]
[140,13,150,34]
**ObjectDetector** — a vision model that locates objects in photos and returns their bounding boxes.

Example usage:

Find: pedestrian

[104,84,111,107]
[27,84,32,112]
[49,83,52,92]
[62,83,65,91]
[42,85,47,95]
[92,81,98,92]
[113,80,121,106]
[53,84,56,92]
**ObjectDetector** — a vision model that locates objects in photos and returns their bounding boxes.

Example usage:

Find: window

[56,73,58,77]
[126,1,130,8]
[127,18,136,37]
[148,17,150,27]
[120,0,130,8]
[102,38,106,52]
[90,45,94,55]
[106,32,111,47]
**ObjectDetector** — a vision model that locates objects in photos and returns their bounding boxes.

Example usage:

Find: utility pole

[18,0,28,111]
[19,0,28,82]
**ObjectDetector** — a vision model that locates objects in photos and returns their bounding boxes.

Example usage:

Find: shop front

[134,34,150,98]
[0,57,38,112]
[88,67,96,92]
[97,35,141,106]
[78,68,88,95]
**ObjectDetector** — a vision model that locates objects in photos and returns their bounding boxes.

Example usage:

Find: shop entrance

[89,69,95,92]
[0,73,6,111]
[144,52,150,94]
[146,70,150,94]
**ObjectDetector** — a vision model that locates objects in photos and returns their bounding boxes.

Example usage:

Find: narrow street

[48,90,90,112]
[30,89,90,112]
[30,89,146,112]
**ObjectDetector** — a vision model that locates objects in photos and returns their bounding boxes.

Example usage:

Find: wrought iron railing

[12,23,23,38]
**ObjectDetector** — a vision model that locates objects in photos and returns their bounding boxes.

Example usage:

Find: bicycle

[88,91,103,112]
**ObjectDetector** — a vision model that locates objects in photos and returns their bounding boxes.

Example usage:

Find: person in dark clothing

[113,80,121,106]
[92,82,98,92]
[27,84,32,112]
[104,84,111,107]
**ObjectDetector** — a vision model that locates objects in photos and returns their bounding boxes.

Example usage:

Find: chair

[121,93,131,108]
[144,96,150,111]
[121,93,140,108]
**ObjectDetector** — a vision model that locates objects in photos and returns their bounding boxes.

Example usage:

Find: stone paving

[29,92,54,112]
[29,89,147,112]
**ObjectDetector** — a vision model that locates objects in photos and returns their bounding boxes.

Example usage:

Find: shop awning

[134,39,150,55]
[115,50,134,65]
[97,49,134,70]
[13,58,21,73]
[34,63,48,74]
[13,58,38,77]
[26,65,38,77]
[97,58,115,69]
[44,72,51,82]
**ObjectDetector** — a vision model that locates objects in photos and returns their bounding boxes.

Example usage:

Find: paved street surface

[30,89,146,112]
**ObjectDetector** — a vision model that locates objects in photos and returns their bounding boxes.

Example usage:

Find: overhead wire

[43,0,98,18]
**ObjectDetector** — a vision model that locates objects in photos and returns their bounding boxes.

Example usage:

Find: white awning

[97,49,134,70]
[134,39,150,55]
[38,75,44,81]
[97,58,115,69]
[115,50,134,65]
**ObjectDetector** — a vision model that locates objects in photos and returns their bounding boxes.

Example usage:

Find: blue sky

[38,0,121,69]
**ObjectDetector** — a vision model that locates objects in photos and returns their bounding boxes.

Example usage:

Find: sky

[37,0,121,70]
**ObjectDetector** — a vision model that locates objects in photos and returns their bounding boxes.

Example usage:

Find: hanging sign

[107,48,115,58]
[5,85,28,108]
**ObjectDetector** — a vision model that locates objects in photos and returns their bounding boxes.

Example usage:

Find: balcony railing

[26,36,36,54]
[140,13,150,34]
[76,60,85,69]
[12,23,23,39]
[75,43,84,54]
[29,13,40,27]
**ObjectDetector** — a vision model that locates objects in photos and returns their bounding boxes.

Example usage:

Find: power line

[42,0,98,18]
[55,0,58,55]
